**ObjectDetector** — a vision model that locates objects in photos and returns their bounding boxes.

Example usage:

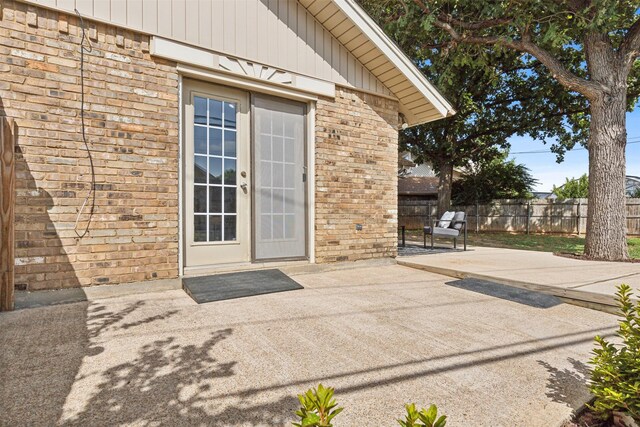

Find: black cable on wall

[73,9,96,238]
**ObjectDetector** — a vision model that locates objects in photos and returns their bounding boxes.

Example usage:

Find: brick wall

[315,87,399,263]
[0,2,399,290]
[0,2,180,290]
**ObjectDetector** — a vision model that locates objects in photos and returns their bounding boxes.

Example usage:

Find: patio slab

[398,246,640,311]
[0,265,617,426]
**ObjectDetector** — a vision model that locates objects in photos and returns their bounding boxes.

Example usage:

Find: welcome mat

[183,269,303,304]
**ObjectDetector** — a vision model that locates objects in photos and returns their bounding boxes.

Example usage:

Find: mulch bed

[565,407,638,427]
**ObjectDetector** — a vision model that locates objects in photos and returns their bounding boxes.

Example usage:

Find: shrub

[589,284,640,423]
[398,403,447,427]
[293,384,343,427]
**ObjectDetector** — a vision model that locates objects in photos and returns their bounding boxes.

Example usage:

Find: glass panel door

[253,95,306,260]
[184,80,249,269]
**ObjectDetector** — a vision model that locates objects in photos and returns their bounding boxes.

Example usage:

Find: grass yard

[402,229,640,259]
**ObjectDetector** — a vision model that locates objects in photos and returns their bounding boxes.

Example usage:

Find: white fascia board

[334,0,456,120]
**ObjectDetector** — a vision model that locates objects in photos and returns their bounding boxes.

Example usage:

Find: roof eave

[335,0,456,125]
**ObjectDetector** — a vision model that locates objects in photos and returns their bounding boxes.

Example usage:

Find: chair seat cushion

[432,227,460,237]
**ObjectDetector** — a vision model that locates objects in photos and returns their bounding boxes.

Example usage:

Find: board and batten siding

[26,0,394,97]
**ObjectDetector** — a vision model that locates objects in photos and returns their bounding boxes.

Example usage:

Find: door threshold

[182,259,312,278]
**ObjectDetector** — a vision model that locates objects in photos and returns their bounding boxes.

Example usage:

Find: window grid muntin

[193,96,238,243]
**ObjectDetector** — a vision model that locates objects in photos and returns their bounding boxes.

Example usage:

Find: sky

[506,108,640,192]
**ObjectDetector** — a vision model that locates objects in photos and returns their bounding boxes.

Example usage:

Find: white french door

[183,80,250,268]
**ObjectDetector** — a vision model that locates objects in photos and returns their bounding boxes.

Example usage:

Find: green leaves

[588,284,640,423]
[292,385,449,426]
[398,403,447,427]
[451,153,537,205]
[293,384,343,427]
[552,174,589,198]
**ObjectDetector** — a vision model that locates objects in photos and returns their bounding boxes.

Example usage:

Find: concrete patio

[398,245,640,311]
[0,264,617,426]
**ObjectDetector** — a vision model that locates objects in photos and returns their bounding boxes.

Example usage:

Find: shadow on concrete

[445,278,563,308]
[204,325,613,401]
[538,358,591,408]
[0,297,268,426]
[61,329,238,426]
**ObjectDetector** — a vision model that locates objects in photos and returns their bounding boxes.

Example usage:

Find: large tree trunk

[437,162,454,216]
[584,87,629,260]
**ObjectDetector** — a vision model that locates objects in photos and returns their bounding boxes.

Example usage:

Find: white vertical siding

[27,0,393,97]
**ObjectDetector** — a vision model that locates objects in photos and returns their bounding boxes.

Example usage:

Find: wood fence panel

[0,117,15,311]
[398,197,640,236]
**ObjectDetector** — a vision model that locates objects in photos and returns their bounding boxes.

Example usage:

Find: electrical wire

[73,9,96,238]
[510,138,640,155]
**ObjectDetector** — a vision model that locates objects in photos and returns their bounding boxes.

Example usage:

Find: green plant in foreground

[589,284,640,423]
[293,384,343,427]
[398,403,447,427]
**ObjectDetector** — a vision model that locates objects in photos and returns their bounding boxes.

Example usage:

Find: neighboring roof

[532,192,557,200]
[398,177,439,196]
[299,0,455,126]
[398,157,416,168]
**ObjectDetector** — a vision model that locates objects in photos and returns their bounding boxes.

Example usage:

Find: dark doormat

[183,269,303,304]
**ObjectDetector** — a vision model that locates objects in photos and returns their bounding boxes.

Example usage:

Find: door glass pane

[284,214,295,238]
[224,102,236,128]
[209,128,222,156]
[209,99,222,127]
[273,214,284,239]
[194,126,207,154]
[209,215,222,241]
[192,95,238,243]
[194,186,207,213]
[194,97,207,125]
[273,137,284,162]
[194,215,207,242]
[224,216,236,240]
[261,214,271,240]
[209,158,222,184]
[224,130,236,157]
[194,156,207,184]
[224,187,236,213]
[209,186,222,214]
[224,158,236,185]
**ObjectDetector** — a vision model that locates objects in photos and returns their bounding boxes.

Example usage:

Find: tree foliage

[451,154,537,204]
[360,0,640,260]
[552,174,589,198]
[359,0,591,215]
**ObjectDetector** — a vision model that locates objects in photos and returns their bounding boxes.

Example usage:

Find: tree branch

[412,0,607,99]
[621,18,640,69]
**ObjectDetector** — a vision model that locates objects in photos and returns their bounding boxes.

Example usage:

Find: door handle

[240,183,248,193]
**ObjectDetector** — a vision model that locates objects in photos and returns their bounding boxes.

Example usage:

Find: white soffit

[299,0,456,126]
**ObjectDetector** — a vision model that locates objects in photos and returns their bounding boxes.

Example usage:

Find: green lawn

[402,230,640,259]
